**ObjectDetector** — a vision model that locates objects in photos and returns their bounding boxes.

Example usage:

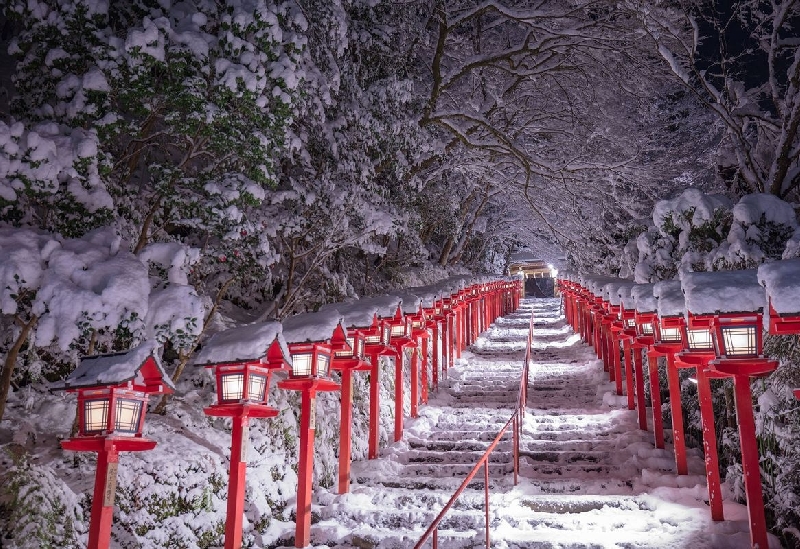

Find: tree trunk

[438,237,455,266]
[0,315,38,423]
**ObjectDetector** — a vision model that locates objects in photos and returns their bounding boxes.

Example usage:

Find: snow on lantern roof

[758,258,800,315]
[318,301,378,330]
[396,292,424,315]
[604,281,635,306]
[582,275,619,297]
[559,270,577,282]
[631,283,657,313]
[281,308,346,344]
[194,321,289,366]
[51,341,174,393]
[653,280,684,318]
[618,283,637,310]
[681,269,764,315]
[404,286,442,308]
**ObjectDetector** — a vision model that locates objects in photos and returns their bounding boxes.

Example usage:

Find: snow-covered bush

[708,194,798,270]
[634,188,732,282]
[4,455,85,548]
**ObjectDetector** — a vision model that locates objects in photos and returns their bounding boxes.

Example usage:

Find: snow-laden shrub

[709,194,798,270]
[633,188,732,282]
[2,455,85,548]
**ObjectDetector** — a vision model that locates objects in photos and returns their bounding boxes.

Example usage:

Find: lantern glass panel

[687,329,713,350]
[391,324,405,337]
[292,354,313,376]
[84,399,109,433]
[221,373,245,401]
[626,319,636,328]
[721,326,757,356]
[317,354,330,376]
[382,327,390,344]
[114,398,143,434]
[639,322,654,335]
[247,374,268,401]
[660,326,682,342]
[365,334,380,344]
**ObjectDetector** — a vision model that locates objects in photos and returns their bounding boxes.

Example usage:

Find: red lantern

[52,345,174,549]
[195,322,289,549]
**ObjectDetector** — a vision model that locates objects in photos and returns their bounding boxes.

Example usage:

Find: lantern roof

[603,280,635,306]
[401,286,441,309]
[319,295,402,329]
[615,282,638,309]
[282,309,345,344]
[758,258,800,315]
[194,321,289,367]
[631,283,657,313]
[581,275,619,296]
[395,292,424,315]
[51,342,174,393]
[557,270,575,282]
[653,279,684,317]
[681,269,764,315]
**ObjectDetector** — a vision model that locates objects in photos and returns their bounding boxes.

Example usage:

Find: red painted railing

[413,309,533,548]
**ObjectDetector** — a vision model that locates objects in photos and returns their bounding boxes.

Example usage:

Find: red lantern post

[52,344,174,549]
[685,269,776,549]
[280,311,344,548]
[652,280,691,475]
[362,309,395,460]
[383,302,416,441]
[632,283,661,445]
[194,321,290,549]
[675,312,724,521]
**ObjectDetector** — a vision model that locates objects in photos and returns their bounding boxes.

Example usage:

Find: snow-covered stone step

[520,449,612,465]
[405,449,513,465]
[390,461,514,478]
[525,430,617,442]
[353,474,511,492]
[407,439,512,452]
[514,477,636,495]
[522,439,623,453]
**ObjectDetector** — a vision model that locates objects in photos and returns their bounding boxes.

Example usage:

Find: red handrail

[414,309,533,549]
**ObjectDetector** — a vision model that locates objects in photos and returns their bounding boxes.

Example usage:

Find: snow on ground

[301,298,779,548]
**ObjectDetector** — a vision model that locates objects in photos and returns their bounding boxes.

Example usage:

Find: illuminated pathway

[305,299,766,548]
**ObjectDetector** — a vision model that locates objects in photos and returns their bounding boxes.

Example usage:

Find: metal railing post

[484,460,490,548]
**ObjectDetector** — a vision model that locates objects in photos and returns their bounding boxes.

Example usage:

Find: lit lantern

[757,257,800,402]
[712,313,762,358]
[683,269,775,549]
[52,344,174,549]
[343,296,402,461]
[287,343,334,378]
[279,310,343,549]
[652,279,692,476]
[194,321,289,549]
[653,316,684,345]
[675,310,724,522]
[604,281,635,400]
[384,300,419,442]
[683,323,715,352]
[328,318,372,495]
[400,293,433,409]
[620,285,647,430]
[634,311,656,339]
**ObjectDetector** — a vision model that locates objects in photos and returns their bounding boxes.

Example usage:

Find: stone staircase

[307,298,741,549]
